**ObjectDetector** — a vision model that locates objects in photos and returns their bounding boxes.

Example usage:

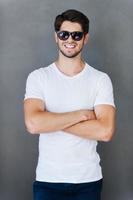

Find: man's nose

[67,35,74,42]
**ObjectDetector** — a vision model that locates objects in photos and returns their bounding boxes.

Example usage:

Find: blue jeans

[33,179,103,200]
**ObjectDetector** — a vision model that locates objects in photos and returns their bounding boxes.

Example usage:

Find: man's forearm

[25,109,94,134]
[64,107,116,142]
[64,115,115,142]
[64,119,108,141]
[64,120,115,142]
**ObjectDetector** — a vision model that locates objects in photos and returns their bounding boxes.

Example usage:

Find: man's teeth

[65,44,75,48]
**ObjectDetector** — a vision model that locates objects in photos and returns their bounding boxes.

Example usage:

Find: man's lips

[64,44,76,49]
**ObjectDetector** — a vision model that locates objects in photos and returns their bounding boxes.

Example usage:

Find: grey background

[0,0,133,199]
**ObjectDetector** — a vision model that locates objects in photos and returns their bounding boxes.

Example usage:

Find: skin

[24,21,116,142]
[55,21,88,59]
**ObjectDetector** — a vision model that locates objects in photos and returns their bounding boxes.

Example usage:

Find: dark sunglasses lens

[57,31,84,41]
[72,32,83,41]
[57,31,69,40]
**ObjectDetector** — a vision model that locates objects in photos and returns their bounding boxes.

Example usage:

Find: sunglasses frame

[56,31,84,41]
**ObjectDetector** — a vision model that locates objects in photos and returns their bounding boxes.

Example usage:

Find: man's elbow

[102,127,115,142]
[25,119,39,134]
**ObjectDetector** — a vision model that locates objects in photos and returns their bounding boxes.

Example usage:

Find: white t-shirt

[24,62,115,183]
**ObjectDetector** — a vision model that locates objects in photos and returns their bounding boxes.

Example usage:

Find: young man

[24,9,116,200]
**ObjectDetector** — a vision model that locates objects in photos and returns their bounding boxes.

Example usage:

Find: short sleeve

[24,70,44,101]
[94,73,115,107]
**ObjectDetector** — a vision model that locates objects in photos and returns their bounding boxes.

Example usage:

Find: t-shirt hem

[35,175,103,184]
[94,102,116,108]
[24,96,44,102]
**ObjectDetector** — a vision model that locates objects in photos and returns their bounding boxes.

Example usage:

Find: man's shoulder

[86,63,108,79]
[28,63,54,77]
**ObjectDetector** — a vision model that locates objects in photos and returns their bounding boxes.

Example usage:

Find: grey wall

[0,0,133,199]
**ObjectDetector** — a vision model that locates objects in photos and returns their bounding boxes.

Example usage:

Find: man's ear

[54,32,58,43]
[84,33,89,45]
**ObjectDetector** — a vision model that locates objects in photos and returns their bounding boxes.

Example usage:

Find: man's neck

[55,56,85,77]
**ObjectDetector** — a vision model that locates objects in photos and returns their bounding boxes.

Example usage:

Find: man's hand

[79,109,96,121]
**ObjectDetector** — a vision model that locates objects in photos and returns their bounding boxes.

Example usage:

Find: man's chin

[60,50,81,58]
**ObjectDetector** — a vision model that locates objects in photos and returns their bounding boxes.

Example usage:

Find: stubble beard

[59,47,83,58]
[58,41,84,58]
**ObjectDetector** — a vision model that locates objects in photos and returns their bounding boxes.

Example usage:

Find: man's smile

[64,43,76,49]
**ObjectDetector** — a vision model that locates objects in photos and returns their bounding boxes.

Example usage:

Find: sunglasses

[57,31,84,41]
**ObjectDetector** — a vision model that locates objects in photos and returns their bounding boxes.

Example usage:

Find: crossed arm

[24,98,116,142]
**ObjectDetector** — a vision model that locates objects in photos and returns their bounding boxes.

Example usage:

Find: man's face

[55,21,89,58]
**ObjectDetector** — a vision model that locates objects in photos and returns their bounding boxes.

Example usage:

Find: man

[24,9,116,200]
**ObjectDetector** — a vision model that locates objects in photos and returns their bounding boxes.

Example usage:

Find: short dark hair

[54,9,89,34]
